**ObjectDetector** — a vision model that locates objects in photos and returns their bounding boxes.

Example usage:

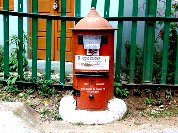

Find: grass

[1,81,178,122]
[0,84,65,122]
[38,107,62,121]
[147,106,178,118]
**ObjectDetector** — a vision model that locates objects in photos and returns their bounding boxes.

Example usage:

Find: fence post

[142,0,157,83]
[129,0,138,84]
[161,0,172,84]
[104,0,110,17]
[18,0,23,80]
[75,0,81,24]
[32,0,38,79]
[175,35,178,84]
[115,0,124,83]
[91,0,97,8]
[3,0,9,79]
[60,0,66,84]
[45,19,52,80]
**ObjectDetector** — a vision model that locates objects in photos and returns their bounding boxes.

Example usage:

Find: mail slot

[71,7,116,110]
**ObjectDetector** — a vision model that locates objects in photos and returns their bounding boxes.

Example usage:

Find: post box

[71,7,115,110]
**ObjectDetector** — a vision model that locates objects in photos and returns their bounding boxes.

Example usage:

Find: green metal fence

[0,0,177,89]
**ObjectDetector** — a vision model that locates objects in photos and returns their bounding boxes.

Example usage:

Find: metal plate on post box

[83,35,101,49]
[75,55,109,70]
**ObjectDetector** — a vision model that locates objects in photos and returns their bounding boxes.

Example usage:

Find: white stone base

[59,96,127,125]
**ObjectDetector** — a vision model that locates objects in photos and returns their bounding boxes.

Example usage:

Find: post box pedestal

[59,95,127,124]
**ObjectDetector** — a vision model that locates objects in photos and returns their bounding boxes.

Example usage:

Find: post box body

[72,8,115,110]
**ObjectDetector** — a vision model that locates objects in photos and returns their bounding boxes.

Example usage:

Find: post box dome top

[72,7,115,30]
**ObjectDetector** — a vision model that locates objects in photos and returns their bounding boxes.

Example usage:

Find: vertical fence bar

[115,0,124,83]
[75,0,81,19]
[45,19,52,80]
[18,0,23,80]
[129,0,138,83]
[175,34,178,84]
[104,0,110,17]
[75,0,81,24]
[142,0,157,83]
[142,0,148,82]
[60,0,66,84]
[161,0,172,84]
[3,0,9,79]
[32,0,38,79]
[91,0,97,8]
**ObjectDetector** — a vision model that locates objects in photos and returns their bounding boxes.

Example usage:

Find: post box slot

[78,35,83,44]
[101,35,108,44]
[75,72,109,76]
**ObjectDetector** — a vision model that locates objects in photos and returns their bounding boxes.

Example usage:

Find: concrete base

[0,102,40,133]
[59,96,127,125]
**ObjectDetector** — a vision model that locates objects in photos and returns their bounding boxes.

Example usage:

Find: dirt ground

[38,115,178,133]
[37,94,178,133]
[1,85,178,132]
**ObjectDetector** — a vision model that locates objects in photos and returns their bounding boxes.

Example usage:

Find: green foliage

[123,41,143,83]
[48,109,62,120]
[18,89,35,99]
[123,42,162,83]
[144,97,154,105]
[1,95,14,102]
[144,96,163,106]
[156,22,178,84]
[36,78,56,97]
[114,82,129,98]
[38,108,61,121]
[147,106,178,118]
[124,22,177,84]
[152,43,162,83]
[9,34,29,72]
[165,90,173,100]
[5,74,20,94]
[73,122,84,126]
[26,88,35,95]
[154,98,163,106]
[154,2,178,84]
[25,100,36,109]
[0,45,4,72]
[123,2,177,84]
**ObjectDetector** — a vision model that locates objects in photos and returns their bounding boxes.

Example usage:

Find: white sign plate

[75,55,109,70]
[83,35,101,49]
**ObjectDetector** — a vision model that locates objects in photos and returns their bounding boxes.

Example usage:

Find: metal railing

[0,0,177,89]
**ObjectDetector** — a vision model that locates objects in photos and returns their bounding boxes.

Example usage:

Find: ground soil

[1,83,178,132]
[37,92,178,133]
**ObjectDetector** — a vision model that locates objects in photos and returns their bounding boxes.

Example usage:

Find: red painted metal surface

[72,7,115,30]
[72,8,115,110]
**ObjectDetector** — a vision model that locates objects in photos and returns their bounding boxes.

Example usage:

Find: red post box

[72,7,115,110]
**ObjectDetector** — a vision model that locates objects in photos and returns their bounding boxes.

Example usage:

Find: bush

[123,22,177,84]
[122,2,177,84]
[0,45,4,72]
[123,41,143,83]
[9,34,29,72]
